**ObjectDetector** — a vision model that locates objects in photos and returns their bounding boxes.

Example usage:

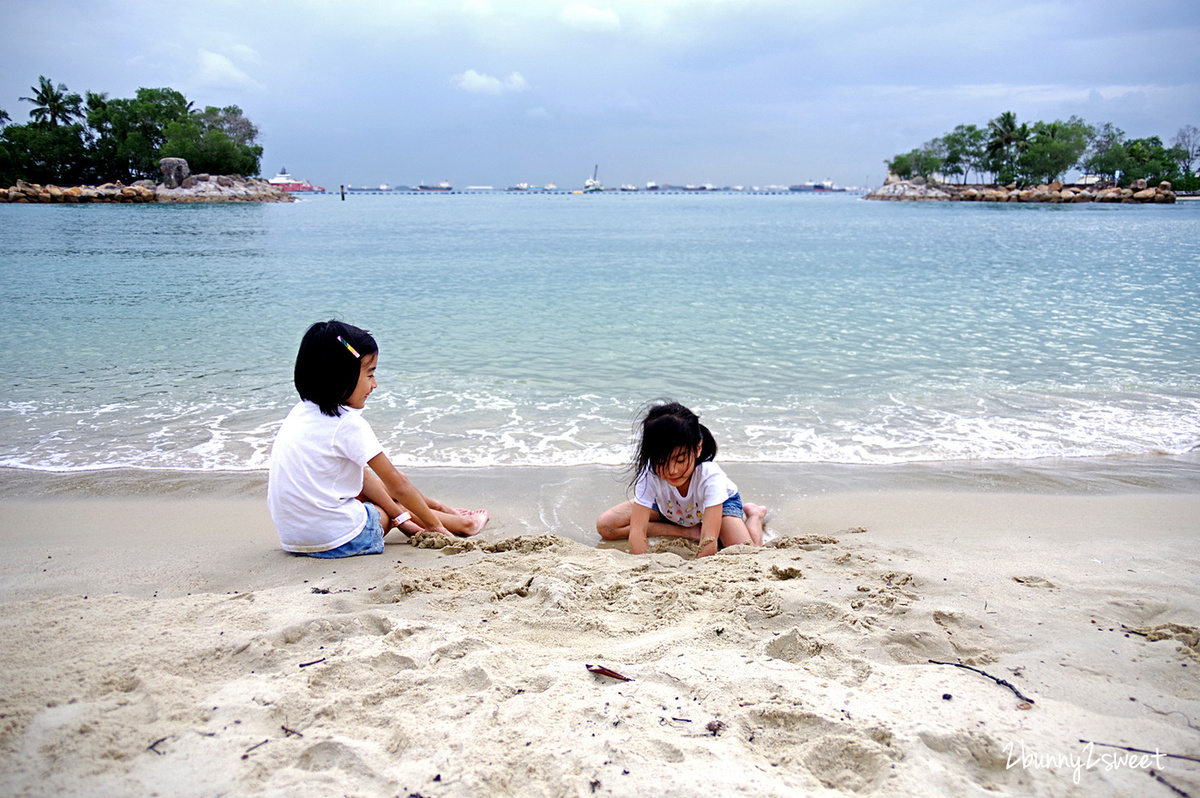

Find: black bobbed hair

[293,320,378,416]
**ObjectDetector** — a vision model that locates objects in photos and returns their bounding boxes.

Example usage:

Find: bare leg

[717,515,752,547]
[362,469,486,537]
[597,501,702,541]
[392,504,486,537]
[712,504,767,548]
[371,469,487,536]
[743,503,767,546]
[359,469,408,533]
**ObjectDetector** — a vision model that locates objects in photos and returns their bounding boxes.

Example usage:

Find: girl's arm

[696,505,723,558]
[366,452,449,535]
[628,502,652,555]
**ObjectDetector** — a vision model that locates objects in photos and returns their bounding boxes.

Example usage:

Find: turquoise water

[1,193,1198,472]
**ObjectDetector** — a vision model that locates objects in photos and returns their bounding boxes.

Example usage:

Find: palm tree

[19,75,82,127]
[0,107,10,127]
[986,111,1030,182]
[986,111,1018,157]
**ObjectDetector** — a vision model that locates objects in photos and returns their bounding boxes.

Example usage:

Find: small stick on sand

[1149,769,1192,798]
[928,659,1036,704]
[147,737,168,755]
[241,739,269,760]
[299,657,326,668]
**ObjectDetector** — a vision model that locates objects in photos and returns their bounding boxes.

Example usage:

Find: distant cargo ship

[790,179,845,193]
[418,181,453,192]
[268,168,325,193]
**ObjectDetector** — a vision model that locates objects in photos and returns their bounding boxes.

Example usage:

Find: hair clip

[337,336,361,359]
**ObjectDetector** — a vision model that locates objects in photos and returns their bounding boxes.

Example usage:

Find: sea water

[1,193,1198,479]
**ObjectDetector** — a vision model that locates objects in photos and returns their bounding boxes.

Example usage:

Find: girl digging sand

[268,320,487,558]
[596,400,766,558]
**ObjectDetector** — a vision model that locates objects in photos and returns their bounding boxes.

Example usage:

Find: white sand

[1,468,1198,796]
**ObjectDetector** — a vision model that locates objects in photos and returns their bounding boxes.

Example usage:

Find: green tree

[0,108,10,127]
[986,111,1018,181]
[886,151,914,180]
[1082,123,1128,182]
[159,104,262,176]
[195,105,259,149]
[3,77,265,185]
[1123,136,1184,187]
[19,76,82,127]
[984,112,1034,184]
[0,121,91,184]
[1171,124,1200,175]
[887,140,944,181]
[1015,116,1093,184]
[941,123,987,184]
[917,138,946,180]
[85,87,191,180]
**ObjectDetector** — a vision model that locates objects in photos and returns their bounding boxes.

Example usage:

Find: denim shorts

[307,503,386,558]
[652,492,744,524]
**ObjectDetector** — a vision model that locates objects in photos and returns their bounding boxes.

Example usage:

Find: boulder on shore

[160,157,190,189]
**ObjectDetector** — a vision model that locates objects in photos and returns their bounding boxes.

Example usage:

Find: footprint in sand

[1012,575,1056,589]
[763,630,873,687]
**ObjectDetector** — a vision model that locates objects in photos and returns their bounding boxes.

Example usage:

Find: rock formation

[0,158,294,204]
[865,178,1176,204]
[159,157,190,189]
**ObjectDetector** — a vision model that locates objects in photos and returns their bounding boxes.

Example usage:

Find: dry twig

[928,659,1035,704]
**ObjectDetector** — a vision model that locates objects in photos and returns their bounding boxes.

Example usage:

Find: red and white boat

[268,168,325,193]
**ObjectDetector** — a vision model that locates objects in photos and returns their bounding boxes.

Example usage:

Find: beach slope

[1,475,1198,796]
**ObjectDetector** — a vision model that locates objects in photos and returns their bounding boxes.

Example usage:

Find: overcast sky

[3,0,1198,188]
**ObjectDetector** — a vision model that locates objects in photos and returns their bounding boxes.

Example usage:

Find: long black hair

[293,320,379,416]
[627,400,718,490]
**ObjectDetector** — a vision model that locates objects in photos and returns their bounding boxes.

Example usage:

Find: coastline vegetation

[886,112,1200,191]
[0,76,262,187]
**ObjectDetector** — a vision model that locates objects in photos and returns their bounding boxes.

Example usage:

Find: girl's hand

[697,537,719,558]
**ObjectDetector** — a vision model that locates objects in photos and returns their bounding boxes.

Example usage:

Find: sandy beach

[1,462,1198,797]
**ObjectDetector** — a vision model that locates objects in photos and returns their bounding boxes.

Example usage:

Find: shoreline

[3,452,1198,500]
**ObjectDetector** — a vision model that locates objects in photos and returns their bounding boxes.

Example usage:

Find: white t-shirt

[267,400,384,553]
[633,461,738,527]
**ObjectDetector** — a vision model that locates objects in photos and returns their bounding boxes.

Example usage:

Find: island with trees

[867,112,1199,203]
[0,76,290,203]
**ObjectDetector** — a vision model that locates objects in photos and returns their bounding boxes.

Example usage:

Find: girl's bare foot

[453,508,489,536]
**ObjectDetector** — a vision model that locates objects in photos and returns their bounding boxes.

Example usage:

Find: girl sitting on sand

[596,400,766,558]
[267,320,487,558]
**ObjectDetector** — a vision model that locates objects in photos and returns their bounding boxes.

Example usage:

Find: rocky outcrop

[154,173,293,202]
[866,179,1176,204]
[864,177,952,201]
[159,157,190,188]
[3,179,157,203]
[1,175,293,204]
[1,158,294,204]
